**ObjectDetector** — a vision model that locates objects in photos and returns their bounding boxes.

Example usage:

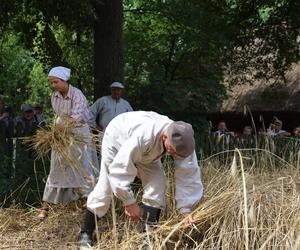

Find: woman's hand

[124,202,141,221]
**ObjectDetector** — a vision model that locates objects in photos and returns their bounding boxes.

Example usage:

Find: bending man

[79,111,204,247]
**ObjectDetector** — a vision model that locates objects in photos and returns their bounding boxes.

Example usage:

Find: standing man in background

[89,82,133,131]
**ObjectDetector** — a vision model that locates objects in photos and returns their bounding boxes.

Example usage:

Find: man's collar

[110,96,121,102]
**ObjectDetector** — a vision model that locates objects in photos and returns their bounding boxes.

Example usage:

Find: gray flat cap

[166,121,195,158]
[22,104,33,112]
[110,82,125,89]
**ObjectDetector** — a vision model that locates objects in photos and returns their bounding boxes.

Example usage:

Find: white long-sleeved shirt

[89,96,133,129]
[104,111,204,213]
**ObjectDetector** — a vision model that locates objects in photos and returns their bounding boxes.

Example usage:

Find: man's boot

[78,210,97,249]
[139,204,161,233]
[139,204,161,250]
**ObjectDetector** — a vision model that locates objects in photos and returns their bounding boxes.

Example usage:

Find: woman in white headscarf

[38,66,99,219]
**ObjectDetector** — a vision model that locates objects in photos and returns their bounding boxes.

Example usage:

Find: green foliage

[124,0,228,130]
[1,0,299,132]
[0,141,50,206]
[4,1,96,106]
[0,34,35,113]
[223,0,300,85]
[51,22,94,103]
[32,19,64,68]
[0,34,54,117]
[35,0,95,32]
[0,0,18,36]
[258,6,276,23]
[26,63,53,118]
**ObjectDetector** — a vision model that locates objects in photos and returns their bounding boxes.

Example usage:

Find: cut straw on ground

[2,147,300,249]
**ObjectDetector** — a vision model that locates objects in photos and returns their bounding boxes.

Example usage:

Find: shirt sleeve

[70,92,89,123]
[108,136,141,206]
[174,151,204,214]
[88,98,105,128]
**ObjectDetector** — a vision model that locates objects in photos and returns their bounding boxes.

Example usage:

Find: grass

[1,148,300,249]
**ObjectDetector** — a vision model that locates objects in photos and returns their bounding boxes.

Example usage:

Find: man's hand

[229,131,235,137]
[182,213,196,229]
[124,203,141,221]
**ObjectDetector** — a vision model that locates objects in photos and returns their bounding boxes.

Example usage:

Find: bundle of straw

[23,118,102,168]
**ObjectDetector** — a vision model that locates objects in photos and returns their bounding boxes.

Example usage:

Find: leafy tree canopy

[0,0,299,130]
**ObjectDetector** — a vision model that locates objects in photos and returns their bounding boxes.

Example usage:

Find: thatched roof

[221,63,300,113]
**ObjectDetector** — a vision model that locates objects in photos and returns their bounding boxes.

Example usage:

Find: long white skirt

[43,125,99,204]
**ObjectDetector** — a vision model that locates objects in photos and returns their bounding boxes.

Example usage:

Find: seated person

[242,126,252,137]
[212,121,234,144]
[267,119,291,137]
[238,126,254,147]
[293,126,300,137]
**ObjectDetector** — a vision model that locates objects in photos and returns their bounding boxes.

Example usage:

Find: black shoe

[139,204,161,233]
[78,232,93,249]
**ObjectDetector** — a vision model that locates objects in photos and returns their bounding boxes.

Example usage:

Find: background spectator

[293,127,300,137]
[213,121,235,144]
[238,125,255,148]
[33,104,47,126]
[242,126,253,136]
[0,98,14,156]
[89,82,133,131]
[14,104,39,137]
[268,118,291,137]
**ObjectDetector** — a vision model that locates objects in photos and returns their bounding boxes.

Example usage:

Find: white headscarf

[48,66,71,81]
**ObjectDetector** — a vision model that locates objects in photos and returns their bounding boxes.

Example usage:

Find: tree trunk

[93,0,124,100]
